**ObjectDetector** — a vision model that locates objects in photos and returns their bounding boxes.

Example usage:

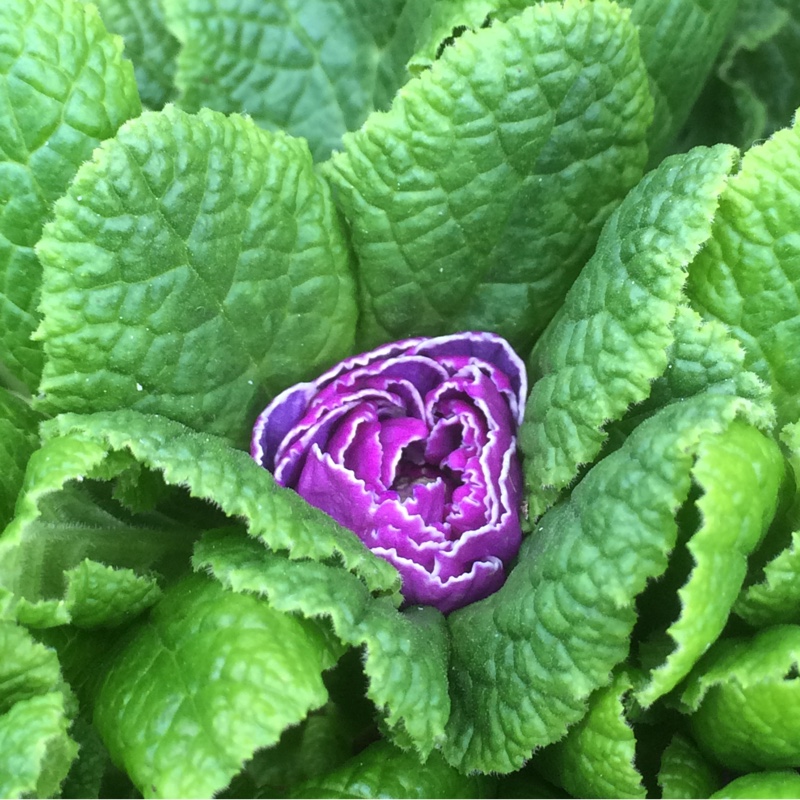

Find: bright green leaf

[443,393,764,774]
[165,0,428,161]
[710,771,800,799]
[45,410,401,597]
[534,670,645,800]
[687,112,800,429]
[0,0,140,390]
[35,105,357,447]
[682,625,800,770]
[94,574,340,798]
[194,529,449,757]
[290,740,488,799]
[324,0,653,352]
[521,145,738,517]
[82,0,179,109]
[0,387,40,530]
[636,421,784,707]
[658,733,722,799]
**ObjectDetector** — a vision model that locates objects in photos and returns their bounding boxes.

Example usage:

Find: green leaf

[64,559,161,629]
[0,387,40,530]
[83,0,180,109]
[520,145,738,518]
[658,733,721,800]
[0,620,77,798]
[324,0,653,353]
[94,573,340,798]
[194,529,449,757]
[736,421,800,627]
[443,393,764,774]
[45,410,401,597]
[681,625,800,770]
[687,112,800,429]
[620,0,739,159]
[290,740,488,799]
[0,432,198,627]
[165,0,427,161]
[0,0,140,390]
[35,104,357,447]
[534,670,645,800]
[710,771,800,799]
[636,420,784,707]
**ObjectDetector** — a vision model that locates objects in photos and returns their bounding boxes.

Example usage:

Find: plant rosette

[251,331,526,613]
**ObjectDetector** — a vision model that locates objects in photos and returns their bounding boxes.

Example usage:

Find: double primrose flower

[252,332,526,614]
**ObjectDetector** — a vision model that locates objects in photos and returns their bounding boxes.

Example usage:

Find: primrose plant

[4,0,800,798]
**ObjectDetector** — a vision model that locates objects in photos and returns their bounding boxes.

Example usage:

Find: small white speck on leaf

[136,383,143,391]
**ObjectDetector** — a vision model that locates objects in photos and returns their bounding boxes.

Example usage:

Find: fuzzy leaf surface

[325,0,653,352]
[687,112,800,428]
[194,529,448,757]
[521,145,737,517]
[36,105,357,447]
[0,388,40,530]
[443,394,763,773]
[94,574,340,798]
[166,0,427,161]
[710,771,800,799]
[0,0,140,389]
[658,733,721,800]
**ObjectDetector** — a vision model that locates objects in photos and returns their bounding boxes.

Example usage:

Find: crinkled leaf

[521,145,738,517]
[0,387,40,529]
[0,0,140,390]
[681,625,800,770]
[59,716,112,800]
[636,421,784,706]
[658,733,721,800]
[736,420,800,627]
[443,393,763,774]
[45,410,401,597]
[620,0,738,159]
[82,0,179,109]
[290,740,488,799]
[324,0,653,353]
[0,620,77,798]
[534,670,645,800]
[64,559,161,629]
[687,112,800,429]
[165,0,427,161]
[710,771,800,799]
[35,105,357,447]
[0,433,198,627]
[94,574,340,798]
[194,529,449,757]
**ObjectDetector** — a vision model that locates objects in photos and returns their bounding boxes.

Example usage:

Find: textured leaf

[636,421,784,707]
[290,740,487,799]
[710,771,800,799]
[64,559,161,629]
[324,0,653,352]
[681,625,800,770]
[658,733,721,800]
[83,0,179,109]
[0,387,40,529]
[521,145,738,517]
[0,620,77,798]
[165,0,427,161]
[620,0,738,159]
[0,0,140,390]
[45,410,401,597]
[736,421,800,627]
[35,105,357,447]
[443,393,763,773]
[534,670,645,800]
[687,112,800,429]
[194,529,449,757]
[0,432,198,627]
[94,574,340,798]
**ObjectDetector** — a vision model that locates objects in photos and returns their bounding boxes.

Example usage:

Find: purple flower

[251,331,526,614]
